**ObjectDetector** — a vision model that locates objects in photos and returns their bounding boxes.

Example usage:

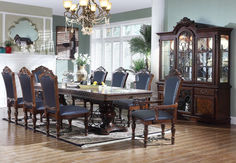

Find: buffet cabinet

[156,17,232,123]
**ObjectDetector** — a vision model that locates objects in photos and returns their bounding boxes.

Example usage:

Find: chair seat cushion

[24,98,44,111]
[60,105,89,116]
[132,109,173,121]
[17,98,24,105]
[113,99,135,109]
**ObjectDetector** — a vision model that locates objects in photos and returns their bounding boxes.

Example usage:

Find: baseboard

[231,117,236,125]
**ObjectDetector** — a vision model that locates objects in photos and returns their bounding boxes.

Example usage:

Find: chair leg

[171,120,176,145]
[127,110,131,127]
[33,113,37,132]
[68,119,72,131]
[72,96,75,105]
[132,117,136,140]
[84,101,87,108]
[40,113,43,122]
[84,114,88,136]
[144,124,148,148]
[56,120,60,138]
[119,108,122,119]
[90,102,94,123]
[161,124,165,139]
[7,106,11,123]
[14,107,18,124]
[24,110,28,129]
[46,113,50,136]
[60,119,63,129]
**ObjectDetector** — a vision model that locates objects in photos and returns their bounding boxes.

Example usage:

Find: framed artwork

[56,26,79,59]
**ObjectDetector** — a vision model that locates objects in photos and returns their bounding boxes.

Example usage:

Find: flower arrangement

[75,53,91,67]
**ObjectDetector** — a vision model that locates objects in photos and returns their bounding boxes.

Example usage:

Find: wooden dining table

[35,84,152,135]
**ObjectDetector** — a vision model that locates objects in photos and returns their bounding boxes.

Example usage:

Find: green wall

[110,8,151,23]
[165,0,236,117]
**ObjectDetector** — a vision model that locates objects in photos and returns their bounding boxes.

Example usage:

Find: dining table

[35,83,152,135]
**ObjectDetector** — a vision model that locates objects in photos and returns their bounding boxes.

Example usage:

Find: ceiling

[1,0,152,16]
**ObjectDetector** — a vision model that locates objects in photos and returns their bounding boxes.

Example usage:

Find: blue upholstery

[2,72,15,99]
[163,76,180,105]
[113,99,135,109]
[93,71,106,83]
[111,72,127,87]
[40,75,56,108]
[60,105,89,116]
[136,73,151,90]
[17,98,24,105]
[132,109,173,121]
[34,70,44,83]
[18,73,33,104]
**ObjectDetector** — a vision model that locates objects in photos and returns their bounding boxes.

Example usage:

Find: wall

[164,0,236,118]
[0,1,53,53]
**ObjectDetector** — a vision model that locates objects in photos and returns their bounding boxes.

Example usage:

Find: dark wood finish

[38,71,89,138]
[2,66,23,124]
[18,67,44,132]
[32,65,50,82]
[156,17,232,123]
[132,69,183,147]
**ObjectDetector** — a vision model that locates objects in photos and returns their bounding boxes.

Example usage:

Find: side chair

[113,69,154,127]
[39,70,89,138]
[18,67,44,132]
[2,66,23,124]
[131,69,183,147]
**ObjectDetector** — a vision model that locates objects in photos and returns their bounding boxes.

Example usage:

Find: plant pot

[5,46,12,53]
[0,47,5,53]
[76,65,88,82]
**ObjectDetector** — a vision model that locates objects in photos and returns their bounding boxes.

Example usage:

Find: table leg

[98,101,127,135]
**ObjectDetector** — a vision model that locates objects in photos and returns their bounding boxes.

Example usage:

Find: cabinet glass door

[177,32,193,81]
[220,35,229,83]
[196,38,213,82]
[161,40,174,80]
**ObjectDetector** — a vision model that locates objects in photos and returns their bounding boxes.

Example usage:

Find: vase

[5,46,12,53]
[76,65,87,82]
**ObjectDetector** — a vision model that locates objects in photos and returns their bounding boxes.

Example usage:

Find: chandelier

[63,0,112,35]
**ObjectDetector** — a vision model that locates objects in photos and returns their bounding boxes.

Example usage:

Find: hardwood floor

[0,108,236,163]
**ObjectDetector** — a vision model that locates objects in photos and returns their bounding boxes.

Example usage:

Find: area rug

[1,108,170,148]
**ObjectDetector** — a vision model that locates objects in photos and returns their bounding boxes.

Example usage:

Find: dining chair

[131,69,183,147]
[113,69,154,127]
[2,66,23,124]
[18,67,44,132]
[32,65,50,83]
[39,70,89,138]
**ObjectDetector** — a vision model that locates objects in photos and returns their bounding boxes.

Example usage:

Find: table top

[35,83,152,101]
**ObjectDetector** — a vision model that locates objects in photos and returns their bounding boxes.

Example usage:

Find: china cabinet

[156,17,232,123]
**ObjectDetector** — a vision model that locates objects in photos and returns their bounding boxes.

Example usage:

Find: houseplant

[131,59,146,73]
[5,40,13,53]
[0,42,5,53]
[129,24,151,70]
[75,53,91,82]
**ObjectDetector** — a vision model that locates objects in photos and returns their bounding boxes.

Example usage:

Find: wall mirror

[9,18,39,45]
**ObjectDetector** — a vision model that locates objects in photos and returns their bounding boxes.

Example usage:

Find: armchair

[131,69,183,147]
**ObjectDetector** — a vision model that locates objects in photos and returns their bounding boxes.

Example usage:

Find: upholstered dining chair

[131,69,183,147]
[113,70,154,127]
[32,65,50,83]
[18,67,44,132]
[39,70,89,138]
[2,66,23,124]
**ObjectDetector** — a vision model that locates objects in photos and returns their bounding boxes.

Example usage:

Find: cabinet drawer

[195,88,214,96]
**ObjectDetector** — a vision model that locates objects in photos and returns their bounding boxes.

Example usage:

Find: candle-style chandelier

[63,0,112,35]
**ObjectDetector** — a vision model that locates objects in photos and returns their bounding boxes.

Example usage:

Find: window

[90,18,151,84]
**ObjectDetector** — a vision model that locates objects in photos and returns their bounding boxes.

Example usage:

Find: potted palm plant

[129,24,151,71]
[131,59,146,73]
[4,40,13,53]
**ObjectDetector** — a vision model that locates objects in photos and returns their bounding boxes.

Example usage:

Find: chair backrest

[111,67,129,88]
[32,66,50,83]
[2,66,17,103]
[39,70,59,113]
[92,66,108,84]
[135,70,154,90]
[163,69,183,105]
[18,67,36,108]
